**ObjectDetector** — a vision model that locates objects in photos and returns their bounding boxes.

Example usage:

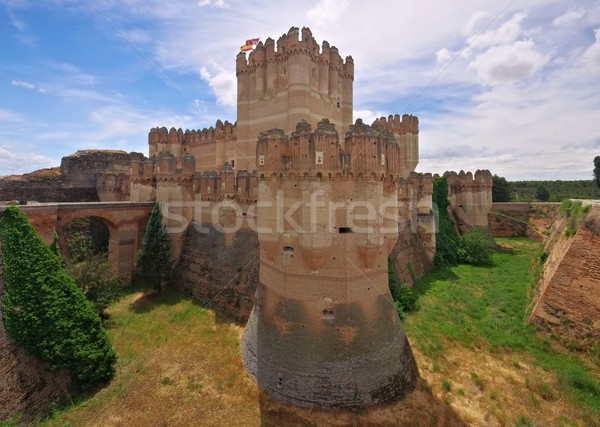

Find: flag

[240,38,260,52]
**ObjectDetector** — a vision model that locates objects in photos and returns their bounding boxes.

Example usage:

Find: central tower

[235,27,354,171]
[241,119,418,407]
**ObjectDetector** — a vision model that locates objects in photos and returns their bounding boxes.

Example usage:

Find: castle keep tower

[235,27,354,171]
[241,119,418,407]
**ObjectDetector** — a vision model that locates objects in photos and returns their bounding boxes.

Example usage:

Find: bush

[388,257,417,319]
[1,206,116,388]
[457,227,495,266]
[66,255,123,318]
[560,200,591,236]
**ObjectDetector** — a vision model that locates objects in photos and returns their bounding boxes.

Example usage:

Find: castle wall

[444,170,492,233]
[171,225,259,321]
[529,207,600,345]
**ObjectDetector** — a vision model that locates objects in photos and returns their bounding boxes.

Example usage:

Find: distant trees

[1,206,116,389]
[136,203,173,291]
[535,185,550,202]
[594,155,600,190]
[492,175,513,202]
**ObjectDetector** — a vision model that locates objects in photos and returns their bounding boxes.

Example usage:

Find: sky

[1,0,599,180]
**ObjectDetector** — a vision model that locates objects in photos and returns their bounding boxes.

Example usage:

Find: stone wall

[390,225,435,286]
[170,224,259,321]
[488,203,560,239]
[0,242,70,423]
[529,208,600,345]
[0,179,98,203]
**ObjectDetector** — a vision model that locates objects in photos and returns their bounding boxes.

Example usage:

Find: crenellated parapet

[372,114,419,135]
[443,169,493,233]
[256,118,402,180]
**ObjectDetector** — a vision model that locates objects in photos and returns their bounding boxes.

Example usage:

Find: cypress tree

[1,206,116,388]
[136,202,173,291]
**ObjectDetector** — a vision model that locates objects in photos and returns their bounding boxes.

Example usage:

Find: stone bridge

[1,202,154,283]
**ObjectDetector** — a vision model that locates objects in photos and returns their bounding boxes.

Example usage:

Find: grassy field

[30,238,600,426]
[405,238,600,426]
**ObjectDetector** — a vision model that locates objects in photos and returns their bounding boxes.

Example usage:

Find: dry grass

[40,290,260,427]
[38,238,599,426]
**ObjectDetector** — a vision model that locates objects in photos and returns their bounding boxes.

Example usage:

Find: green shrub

[137,203,174,291]
[66,255,123,318]
[560,200,591,236]
[1,206,116,388]
[433,177,460,267]
[457,227,496,266]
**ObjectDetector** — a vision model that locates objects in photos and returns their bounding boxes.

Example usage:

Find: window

[231,160,235,168]
[316,151,323,165]
[221,183,226,190]
[381,154,385,166]
[259,154,265,166]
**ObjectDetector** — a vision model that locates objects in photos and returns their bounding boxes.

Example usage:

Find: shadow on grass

[126,282,247,327]
[412,267,460,298]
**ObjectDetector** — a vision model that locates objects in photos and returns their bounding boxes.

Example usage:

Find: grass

[32,237,599,426]
[38,287,260,427]
[404,237,600,426]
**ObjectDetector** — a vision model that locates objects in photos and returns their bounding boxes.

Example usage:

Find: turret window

[316,151,323,165]
[259,154,265,165]
[381,154,385,166]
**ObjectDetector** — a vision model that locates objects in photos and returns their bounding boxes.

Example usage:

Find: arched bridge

[1,202,154,283]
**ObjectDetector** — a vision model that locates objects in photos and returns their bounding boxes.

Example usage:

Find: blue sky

[1,0,599,180]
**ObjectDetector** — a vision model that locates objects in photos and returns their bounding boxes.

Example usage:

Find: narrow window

[381,154,385,166]
[259,154,265,166]
[316,151,324,165]
[221,183,226,190]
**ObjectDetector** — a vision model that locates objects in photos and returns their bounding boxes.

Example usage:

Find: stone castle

[90,26,494,408]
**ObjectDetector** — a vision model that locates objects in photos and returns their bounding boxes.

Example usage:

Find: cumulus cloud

[467,11,527,50]
[553,9,585,27]
[468,40,548,85]
[199,67,236,107]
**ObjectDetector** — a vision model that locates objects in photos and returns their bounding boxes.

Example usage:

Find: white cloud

[553,9,585,27]
[353,109,383,125]
[0,109,23,122]
[199,66,236,108]
[583,28,600,69]
[468,39,548,85]
[307,0,354,26]
[467,11,527,50]
[0,146,54,176]
[197,0,228,8]
[11,80,36,90]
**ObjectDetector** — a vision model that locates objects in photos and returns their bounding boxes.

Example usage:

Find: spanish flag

[240,38,260,52]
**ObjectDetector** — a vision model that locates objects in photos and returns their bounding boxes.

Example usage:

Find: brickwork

[529,208,600,344]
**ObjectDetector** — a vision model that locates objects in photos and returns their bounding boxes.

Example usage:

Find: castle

[96,26,492,408]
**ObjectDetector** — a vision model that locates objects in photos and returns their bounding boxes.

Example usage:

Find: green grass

[404,238,600,423]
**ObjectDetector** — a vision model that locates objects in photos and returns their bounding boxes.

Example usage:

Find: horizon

[1,0,599,180]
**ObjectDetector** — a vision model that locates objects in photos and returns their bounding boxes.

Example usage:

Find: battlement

[148,120,237,148]
[372,114,419,135]
[443,169,493,188]
[256,118,402,178]
[237,26,354,76]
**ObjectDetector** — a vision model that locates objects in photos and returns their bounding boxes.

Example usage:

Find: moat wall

[170,224,259,321]
[488,203,560,239]
[0,243,70,423]
[529,207,600,345]
[171,222,435,321]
